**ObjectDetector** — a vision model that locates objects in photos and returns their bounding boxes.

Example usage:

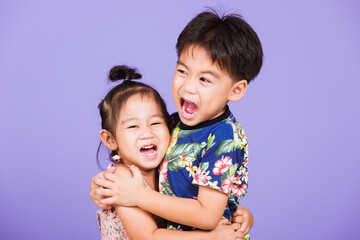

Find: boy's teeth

[183,100,198,114]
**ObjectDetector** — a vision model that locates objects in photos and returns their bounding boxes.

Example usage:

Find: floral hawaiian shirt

[159,107,249,231]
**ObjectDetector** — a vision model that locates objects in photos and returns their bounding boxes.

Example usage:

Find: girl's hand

[231,204,254,236]
[94,165,146,207]
[210,219,245,240]
[89,168,115,209]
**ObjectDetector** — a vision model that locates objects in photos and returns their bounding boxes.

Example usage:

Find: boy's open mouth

[180,98,198,119]
[140,144,157,157]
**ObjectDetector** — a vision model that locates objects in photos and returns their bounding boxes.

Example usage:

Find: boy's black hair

[176,10,263,83]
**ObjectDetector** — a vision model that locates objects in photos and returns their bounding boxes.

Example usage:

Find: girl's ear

[99,129,118,151]
[228,80,248,102]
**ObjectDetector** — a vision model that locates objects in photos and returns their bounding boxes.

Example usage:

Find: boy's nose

[182,78,197,94]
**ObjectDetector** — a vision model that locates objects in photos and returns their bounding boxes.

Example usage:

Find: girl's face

[114,94,170,171]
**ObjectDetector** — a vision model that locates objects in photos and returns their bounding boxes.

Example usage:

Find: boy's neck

[179,105,230,130]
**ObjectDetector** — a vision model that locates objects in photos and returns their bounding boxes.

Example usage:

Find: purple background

[1,0,359,239]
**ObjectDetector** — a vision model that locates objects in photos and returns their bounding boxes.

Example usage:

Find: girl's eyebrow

[121,117,138,124]
[121,114,164,124]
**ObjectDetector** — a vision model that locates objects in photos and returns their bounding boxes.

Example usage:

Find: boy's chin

[178,114,200,127]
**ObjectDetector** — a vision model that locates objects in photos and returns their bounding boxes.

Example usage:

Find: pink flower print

[221,174,235,195]
[232,183,247,198]
[213,156,232,175]
[159,159,168,186]
[179,154,193,168]
[194,168,209,185]
[230,121,238,134]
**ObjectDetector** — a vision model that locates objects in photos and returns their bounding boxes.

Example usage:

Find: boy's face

[172,45,237,126]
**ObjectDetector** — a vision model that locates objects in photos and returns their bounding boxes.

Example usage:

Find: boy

[91,9,262,238]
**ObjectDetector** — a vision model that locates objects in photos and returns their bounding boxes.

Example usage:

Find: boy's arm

[117,204,244,240]
[96,166,229,230]
[110,164,244,240]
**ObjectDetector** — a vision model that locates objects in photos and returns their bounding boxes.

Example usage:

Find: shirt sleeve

[191,120,248,200]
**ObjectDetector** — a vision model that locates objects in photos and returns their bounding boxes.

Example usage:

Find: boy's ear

[99,129,118,151]
[228,80,247,102]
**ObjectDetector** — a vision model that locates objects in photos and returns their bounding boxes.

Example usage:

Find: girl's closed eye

[127,125,138,129]
[151,119,165,126]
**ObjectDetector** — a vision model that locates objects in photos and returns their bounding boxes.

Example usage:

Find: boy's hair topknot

[176,9,263,83]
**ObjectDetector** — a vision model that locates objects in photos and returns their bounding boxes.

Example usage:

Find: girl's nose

[140,127,154,139]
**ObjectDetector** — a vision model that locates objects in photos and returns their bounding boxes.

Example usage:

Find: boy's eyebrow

[176,60,188,69]
[201,70,220,79]
[177,60,220,79]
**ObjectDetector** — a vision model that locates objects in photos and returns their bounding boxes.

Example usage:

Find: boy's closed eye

[177,69,187,76]
[200,77,211,84]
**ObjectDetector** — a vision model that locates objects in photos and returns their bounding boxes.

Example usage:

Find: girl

[94,65,245,240]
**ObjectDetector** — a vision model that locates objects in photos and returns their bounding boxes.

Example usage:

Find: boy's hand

[89,168,115,209]
[231,204,254,236]
[93,165,146,207]
[210,219,245,240]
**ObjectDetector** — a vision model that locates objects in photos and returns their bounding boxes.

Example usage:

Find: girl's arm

[96,166,229,230]
[111,165,244,240]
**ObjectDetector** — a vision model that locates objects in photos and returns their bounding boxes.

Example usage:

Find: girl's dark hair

[96,65,171,167]
[176,9,263,83]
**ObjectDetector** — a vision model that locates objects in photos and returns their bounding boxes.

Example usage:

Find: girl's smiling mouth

[140,144,157,158]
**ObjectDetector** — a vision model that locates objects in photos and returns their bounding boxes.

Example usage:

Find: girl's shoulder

[113,163,132,178]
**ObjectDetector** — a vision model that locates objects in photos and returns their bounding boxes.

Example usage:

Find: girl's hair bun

[108,65,142,82]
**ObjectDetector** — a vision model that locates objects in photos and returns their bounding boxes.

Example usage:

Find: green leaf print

[166,142,203,171]
[161,179,176,197]
[178,129,201,138]
[221,168,230,183]
[199,162,209,172]
[206,133,216,151]
[215,120,247,157]
[216,139,237,156]
[228,194,236,204]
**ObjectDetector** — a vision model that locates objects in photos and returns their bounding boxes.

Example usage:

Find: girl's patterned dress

[97,209,129,240]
